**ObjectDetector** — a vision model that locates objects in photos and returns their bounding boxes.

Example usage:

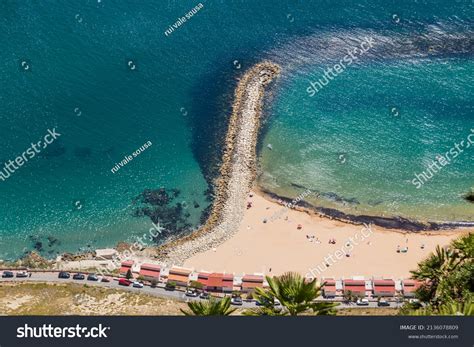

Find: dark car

[58,271,70,279]
[377,299,390,307]
[101,277,111,283]
[199,292,210,300]
[73,273,85,280]
[87,273,98,281]
[1,271,14,278]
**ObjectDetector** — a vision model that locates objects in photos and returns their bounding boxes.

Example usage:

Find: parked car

[185,289,198,297]
[58,271,70,279]
[2,271,14,278]
[73,273,85,280]
[199,291,210,299]
[100,277,111,283]
[231,297,243,305]
[408,298,420,304]
[119,278,132,286]
[132,281,144,288]
[16,271,29,278]
[356,298,369,306]
[87,273,99,281]
[378,299,390,307]
[255,298,281,307]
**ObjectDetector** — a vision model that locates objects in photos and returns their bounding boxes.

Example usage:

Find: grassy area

[0,282,186,315]
[0,282,400,316]
[336,307,399,316]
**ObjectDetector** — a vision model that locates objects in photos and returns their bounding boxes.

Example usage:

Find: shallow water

[0,1,472,260]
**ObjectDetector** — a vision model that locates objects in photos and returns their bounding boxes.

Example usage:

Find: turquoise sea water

[1,1,473,260]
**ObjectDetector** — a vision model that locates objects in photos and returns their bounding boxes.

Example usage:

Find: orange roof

[242,275,263,289]
[203,273,234,288]
[322,278,336,286]
[139,263,161,278]
[168,273,189,284]
[207,273,225,287]
[343,280,365,293]
[403,280,423,293]
[373,279,395,286]
[119,260,134,274]
[242,275,264,283]
[223,274,234,287]
[343,279,365,286]
[197,272,210,286]
[242,281,263,289]
[169,267,192,276]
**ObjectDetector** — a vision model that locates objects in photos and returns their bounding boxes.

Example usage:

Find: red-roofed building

[241,275,264,292]
[196,272,210,287]
[343,279,366,297]
[402,280,423,298]
[222,274,234,293]
[167,267,192,287]
[201,273,234,292]
[119,260,134,277]
[373,279,396,297]
[139,263,161,282]
[322,278,337,298]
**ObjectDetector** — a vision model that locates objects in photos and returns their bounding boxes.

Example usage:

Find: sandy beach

[184,192,469,279]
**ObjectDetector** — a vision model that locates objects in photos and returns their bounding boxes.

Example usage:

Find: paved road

[0,271,403,310]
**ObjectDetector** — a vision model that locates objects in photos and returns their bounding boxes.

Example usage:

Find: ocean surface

[1,1,473,260]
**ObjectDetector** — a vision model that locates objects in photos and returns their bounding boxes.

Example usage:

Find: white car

[231,297,243,305]
[185,289,198,297]
[356,298,369,306]
[16,271,29,278]
[132,281,144,288]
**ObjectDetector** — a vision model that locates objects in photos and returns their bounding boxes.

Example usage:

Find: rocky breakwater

[156,61,281,265]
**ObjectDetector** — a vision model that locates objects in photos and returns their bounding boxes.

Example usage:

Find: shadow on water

[185,52,265,193]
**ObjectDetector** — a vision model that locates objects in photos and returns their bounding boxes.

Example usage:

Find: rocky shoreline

[257,187,474,232]
[154,61,281,266]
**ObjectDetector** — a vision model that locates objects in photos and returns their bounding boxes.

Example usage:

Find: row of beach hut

[119,261,422,297]
[322,277,423,298]
[119,261,264,293]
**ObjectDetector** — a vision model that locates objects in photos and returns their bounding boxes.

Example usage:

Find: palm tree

[437,301,474,316]
[181,296,236,316]
[406,301,474,316]
[410,233,473,307]
[410,246,452,306]
[245,272,337,316]
[404,233,473,315]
